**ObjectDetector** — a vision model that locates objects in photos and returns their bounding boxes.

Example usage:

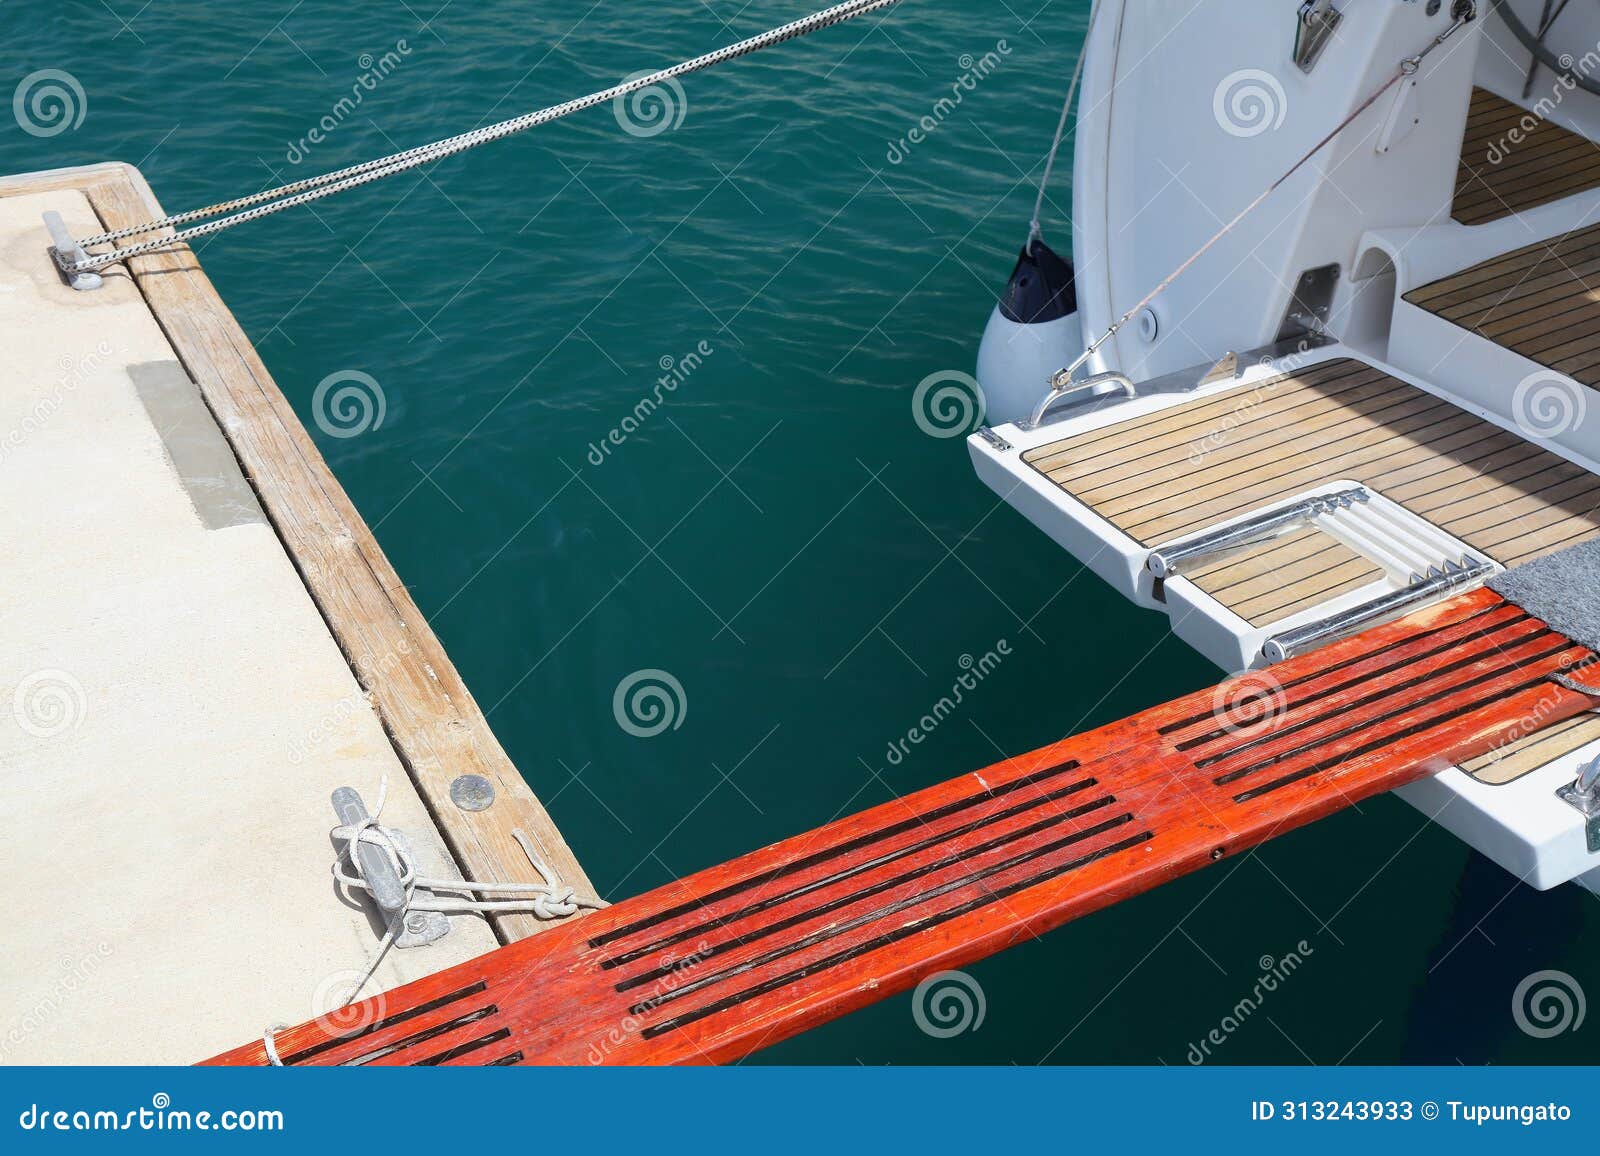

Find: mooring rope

[70,0,901,273]
[272,773,610,1064]
[1027,0,1098,249]
[1051,2,1477,389]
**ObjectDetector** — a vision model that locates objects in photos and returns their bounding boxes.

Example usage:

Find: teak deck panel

[1453,87,1600,226]
[1021,356,1600,785]
[1181,526,1386,627]
[1404,219,1600,390]
[1022,357,1600,599]
[1461,713,1600,784]
[1,163,592,942]
[211,589,1600,1065]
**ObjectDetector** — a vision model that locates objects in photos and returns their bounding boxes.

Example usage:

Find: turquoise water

[12,0,1599,1064]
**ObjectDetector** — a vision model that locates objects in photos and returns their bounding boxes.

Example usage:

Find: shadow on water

[1404,850,1592,1064]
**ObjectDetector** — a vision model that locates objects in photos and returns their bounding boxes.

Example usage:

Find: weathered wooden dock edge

[3,162,592,941]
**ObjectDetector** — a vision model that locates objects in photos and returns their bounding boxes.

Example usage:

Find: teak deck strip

[1022,357,1600,605]
[1021,356,1600,784]
[1453,87,1600,226]
[1,163,592,942]
[1182,527,1384,627]
[1461,713,1600,784]
[210,590,1600,1065]
[1404,219,1600,390]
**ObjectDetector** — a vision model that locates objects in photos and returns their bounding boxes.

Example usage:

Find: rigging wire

[1052,2,1478,390]
[1028,0,1099,250]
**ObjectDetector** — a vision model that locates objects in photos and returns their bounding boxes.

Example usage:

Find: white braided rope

[331,776,605,1023]
[72,0,901,271]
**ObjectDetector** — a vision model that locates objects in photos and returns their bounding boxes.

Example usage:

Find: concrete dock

[0,164,591,1064]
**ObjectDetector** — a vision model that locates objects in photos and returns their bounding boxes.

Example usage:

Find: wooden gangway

[213,588,1598,1065]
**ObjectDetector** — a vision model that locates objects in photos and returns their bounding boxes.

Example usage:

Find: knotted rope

[262,775,605,1066]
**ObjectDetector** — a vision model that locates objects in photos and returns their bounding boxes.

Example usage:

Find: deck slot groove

[341,1005,500,1067]
[1197,626,1557,769]
[629,814,1139,1015]
[1451,88,1600,225]
[278,980,488,1066]
[1213,638,1575,786]
[1231,668,1587,802]
[1158,601,1515,736]
[1177,612,1537,753]
[411,1028,514,1066]
[612,799,1125,993]
[600,778,1106,970]
[589,760,1085,948]
[636,831,1155,1038]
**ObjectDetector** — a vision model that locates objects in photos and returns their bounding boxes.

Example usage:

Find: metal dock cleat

[331,786,451,948]
[42,210,101,291]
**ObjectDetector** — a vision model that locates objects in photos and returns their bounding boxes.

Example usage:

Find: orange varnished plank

[209,589,1598,1067]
